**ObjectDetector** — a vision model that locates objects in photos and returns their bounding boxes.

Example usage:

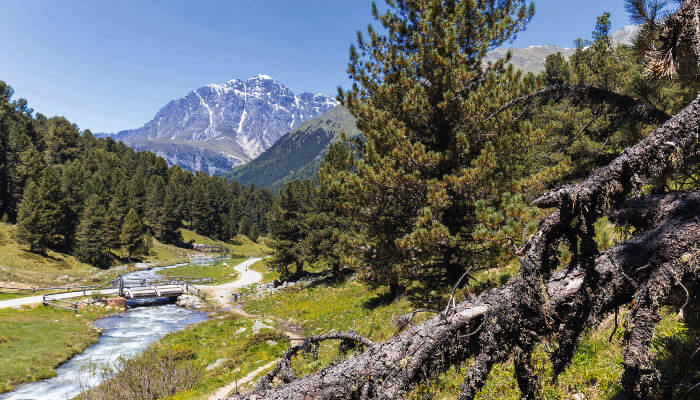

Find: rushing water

[0,265,209,400]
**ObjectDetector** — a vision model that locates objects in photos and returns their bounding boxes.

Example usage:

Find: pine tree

[145,175,165,237]
[15,181,49,253]
[313,142,355,277]
[158,184,182,243]
[43,117,81,165]
[268,179,315,278]
[237,216,252,237]
[102,211,122,251]
[332,0,538,301]
[120,208,149,260]
[74,195,111,268]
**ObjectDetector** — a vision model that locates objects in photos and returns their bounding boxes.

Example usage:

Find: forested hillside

[0,82,272,267]
[224,106,360,193]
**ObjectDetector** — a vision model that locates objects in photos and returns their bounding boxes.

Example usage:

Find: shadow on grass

[362,289,398,310]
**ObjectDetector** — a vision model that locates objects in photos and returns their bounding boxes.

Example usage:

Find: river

[0,265,209,400]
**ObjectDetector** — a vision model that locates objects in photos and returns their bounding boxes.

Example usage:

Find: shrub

[80,350,202,400]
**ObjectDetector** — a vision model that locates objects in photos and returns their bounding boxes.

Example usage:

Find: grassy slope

[161,314,288,399]
[0,304,116,393]
[243,277,696,399]
[179,230,271,258]
[160,258,246,284]
[0,223,267,288]
[244,278,419,378]
[0,222,118,287]
[224,106,360,193]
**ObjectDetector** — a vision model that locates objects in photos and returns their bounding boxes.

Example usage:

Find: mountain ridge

[224,106,359,193]
[99,75,337,174]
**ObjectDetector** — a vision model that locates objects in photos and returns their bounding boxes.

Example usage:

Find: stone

[107,297,127,308]
[176,294,205,309]
[252,320,274,334]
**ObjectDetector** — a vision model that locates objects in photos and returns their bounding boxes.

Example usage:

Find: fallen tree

[231,88,698,399]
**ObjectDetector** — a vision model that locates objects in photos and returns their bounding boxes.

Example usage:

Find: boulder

[107,297,127,308]
[176,294,205,309]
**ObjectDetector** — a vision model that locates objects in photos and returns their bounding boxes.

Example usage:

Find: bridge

[41,275,212,312]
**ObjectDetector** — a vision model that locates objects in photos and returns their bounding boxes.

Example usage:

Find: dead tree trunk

[232,95,699,400]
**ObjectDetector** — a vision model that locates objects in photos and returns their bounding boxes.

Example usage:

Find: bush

[80,350,202,400]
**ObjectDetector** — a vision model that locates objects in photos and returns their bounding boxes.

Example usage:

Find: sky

[1,0,632,133]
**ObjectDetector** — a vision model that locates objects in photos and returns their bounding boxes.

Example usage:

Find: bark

[233,203,697,400]
[231,96,700,400]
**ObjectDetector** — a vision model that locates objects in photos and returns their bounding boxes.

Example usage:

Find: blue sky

[1,0,631,133]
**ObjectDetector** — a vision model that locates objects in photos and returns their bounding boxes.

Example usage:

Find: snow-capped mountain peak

[108,76,338,174]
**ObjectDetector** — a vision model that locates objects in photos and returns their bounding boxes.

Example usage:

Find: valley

[1,1,697,400]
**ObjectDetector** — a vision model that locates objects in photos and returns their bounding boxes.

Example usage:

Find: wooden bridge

[41,275,212,311]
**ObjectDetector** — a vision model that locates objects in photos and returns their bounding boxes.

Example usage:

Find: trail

[0,258,264,309]
[204,259,305,400]
[0,287,121,309]
[199,257,263,308]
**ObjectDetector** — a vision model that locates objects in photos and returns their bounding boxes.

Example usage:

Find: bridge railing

[42,295,78,312]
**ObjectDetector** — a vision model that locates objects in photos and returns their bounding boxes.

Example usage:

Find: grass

[0,223,111,287]
[406,308,696,400]
[0,304,116,393]
[179,230,272,258]
[245,278,414,340]
[243,271,697,400]
[0,224,262,288]
[248,259,279,283]
[82,312,288,400]
[244,277,420,378]
[159,258,246,284]
[142,240,195,268]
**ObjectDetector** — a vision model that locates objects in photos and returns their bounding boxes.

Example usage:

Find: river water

[0,265,209,400]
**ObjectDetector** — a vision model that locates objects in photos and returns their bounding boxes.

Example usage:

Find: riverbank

[0,303,119,393]
[68,258,288,400]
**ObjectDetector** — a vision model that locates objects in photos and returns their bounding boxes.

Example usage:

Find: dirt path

[0,287,122,308]
[204,260,305,399]
[199,258,263,308]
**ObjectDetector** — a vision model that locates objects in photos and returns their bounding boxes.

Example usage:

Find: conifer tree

[158,185,182,243]
[268,179,315,278]
[237,216,252,237]
[247,223,259,243]
[102,211,122,251]
[43,117,81,165]
[333,0,538,300]
[74,195,111,268]
[15,181,49,253]
[120,208,149,260]
[145,175,165,237]
[313,142,356,277]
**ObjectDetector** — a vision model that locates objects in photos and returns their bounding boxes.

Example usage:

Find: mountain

[224,106,359,193]
[100,75,337,174]
[483,25,641,74]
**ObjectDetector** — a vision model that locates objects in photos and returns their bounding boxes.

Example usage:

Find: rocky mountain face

[101,75,337,174]
[224,106,359,193]
[484,25,641,74]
